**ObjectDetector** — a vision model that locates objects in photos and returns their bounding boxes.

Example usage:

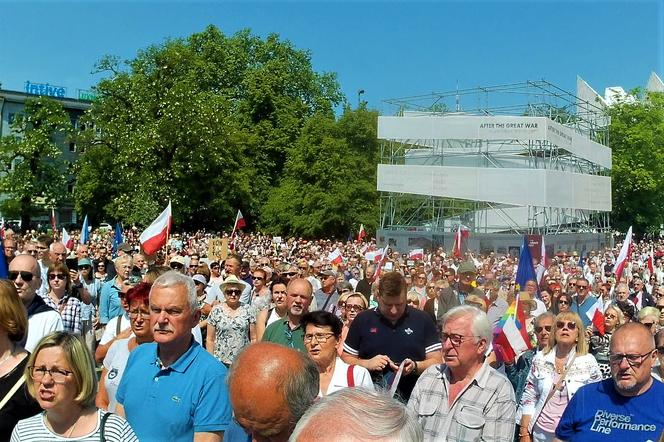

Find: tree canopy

[0,97,71,227]
[76,25,348,230]
[609,91,664,235]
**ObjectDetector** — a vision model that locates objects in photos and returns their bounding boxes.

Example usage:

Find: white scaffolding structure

[378,80,612,236]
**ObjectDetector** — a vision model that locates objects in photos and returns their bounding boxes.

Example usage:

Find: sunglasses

[558,300,570,305]
[79,265,91,270]
[556,321,577,330]
[225,289,242,297]
[284,272,297,277]
[535,325,552,333]
[49,273,66,281]
[8,270,34,282]
[170,263,184,270]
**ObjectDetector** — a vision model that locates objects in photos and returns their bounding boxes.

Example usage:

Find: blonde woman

[519,312,602,442]
[589,303,624,379]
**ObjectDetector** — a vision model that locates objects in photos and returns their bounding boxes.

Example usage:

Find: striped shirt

[11,410,138,442]
[408,362,516,441]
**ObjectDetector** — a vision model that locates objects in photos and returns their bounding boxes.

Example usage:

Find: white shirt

[25,310,64,352]
[319,357,375,397]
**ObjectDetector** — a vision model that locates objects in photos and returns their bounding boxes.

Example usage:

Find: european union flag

[112,223,123,256]
[0,243,7,279]
[80,215,89,244]
[515,235,538,294]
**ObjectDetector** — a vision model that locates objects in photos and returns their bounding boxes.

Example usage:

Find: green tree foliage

[75,25,343,228]
[609,91,664,235]
[262,106,379,237]
[0,97,71,227]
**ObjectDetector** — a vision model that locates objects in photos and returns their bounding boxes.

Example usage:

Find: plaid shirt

[408,363,516,442]
[42,293,82,335]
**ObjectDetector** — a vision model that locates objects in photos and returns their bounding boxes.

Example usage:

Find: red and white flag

[493,295,532,362]
[586,298,605,336]
[409,248,424,261]
[540,237,548,268]
[365,247,385,263]
[0,218,5,240]
[229,210,246,251]
[647,245,655,275]
[614,226,633,280]
[453,225,470,259]
[357,224,366,242]
[61,228,73,250]
[139,201,172,255]
[328,248,343,265]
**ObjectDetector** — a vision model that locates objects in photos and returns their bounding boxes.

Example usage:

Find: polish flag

[373,250,388,281]
[139,201,172,255]
[453,225,470,259]
[586,298,605,336]
[229,210,246,251]
[365,247,385,263]
[647,245,655,275]
[493,295,532,362]
[409,248,424,261]
[540,237,548,268]
[357,224,366,242]
[0,218,5,240]
[328,248,343,265]
[614,226,633,280]
[61,228,73,250]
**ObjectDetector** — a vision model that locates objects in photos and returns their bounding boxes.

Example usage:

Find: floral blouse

[207,303,256,364]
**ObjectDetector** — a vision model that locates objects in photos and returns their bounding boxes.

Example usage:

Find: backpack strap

[346,364,355,387]
[100,411,113,442]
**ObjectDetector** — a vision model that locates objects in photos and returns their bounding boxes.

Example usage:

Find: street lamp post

[357,89,365,108]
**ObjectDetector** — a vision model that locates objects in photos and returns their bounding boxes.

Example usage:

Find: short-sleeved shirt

[261,317,305,351]
[556,378,664,441]
[207,304,256,364]
[116,340,231,442]
[42,294,82,335]
[99,279,123,324]
[343,306,442,400]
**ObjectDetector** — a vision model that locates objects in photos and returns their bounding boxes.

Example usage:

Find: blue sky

[1,1,662,114]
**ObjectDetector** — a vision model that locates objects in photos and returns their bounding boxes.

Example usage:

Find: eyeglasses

[608,350,655,367]
[535,325,552,333]
[556,321,577,330]
[170,263,184,270]
[440,332,479,346]
[25,249,38,255]
[29,366,73,384]
[129,310,149,319]
[345,304,365,312]
[8,270,34,282]
[49,273,66,281]
[558,300,570,305]
[303,332,336,343]
[225,289,242,297]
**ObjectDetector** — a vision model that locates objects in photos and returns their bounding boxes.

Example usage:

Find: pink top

[536,373,569,433]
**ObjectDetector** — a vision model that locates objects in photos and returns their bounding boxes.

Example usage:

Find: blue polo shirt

[116,340,231,441]
[343,306,441,400]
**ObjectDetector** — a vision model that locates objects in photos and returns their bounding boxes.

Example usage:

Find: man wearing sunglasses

[555,322,664,442]
[8,254,64,352]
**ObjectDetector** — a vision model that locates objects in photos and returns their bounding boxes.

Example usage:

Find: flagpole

[164,200,171,265]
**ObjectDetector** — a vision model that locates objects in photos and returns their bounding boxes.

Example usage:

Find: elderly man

[262,278,312,351]
[342,271,442,401]
[228,342,319,442]
[3,237,16,264]
[408,305,516,441]
[116,271,231,442]
[8,254,63,351]
[313,269,340,315]
[291,388,422,441]
[554,322,664,441]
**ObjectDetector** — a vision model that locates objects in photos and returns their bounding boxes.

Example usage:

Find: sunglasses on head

[8,270,34,282]
[556,321,577,330]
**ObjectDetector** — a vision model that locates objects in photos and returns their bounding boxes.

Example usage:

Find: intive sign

[24,81,66,98]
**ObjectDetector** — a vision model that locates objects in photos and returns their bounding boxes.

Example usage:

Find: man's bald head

[228,342,319,442]
[8,254,41,305]
[610,322,657,396]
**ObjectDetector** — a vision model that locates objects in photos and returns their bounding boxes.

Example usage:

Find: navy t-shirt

[556,378,664,441]
[343,306,441,400]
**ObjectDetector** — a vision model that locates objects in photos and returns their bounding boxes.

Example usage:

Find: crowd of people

[0,226,664,441]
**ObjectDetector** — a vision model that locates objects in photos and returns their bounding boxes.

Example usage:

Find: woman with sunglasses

[556,293,572,314]
[94,261,107,281]
[44,262,82,335]
[337,292,367,356]
[206,275,256,367]
[96,283,153,412]
[519,312,601,442]
[589,303,624,379]
[11,332,137,441]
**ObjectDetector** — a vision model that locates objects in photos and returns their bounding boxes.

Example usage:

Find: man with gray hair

[116,271,231,442]
[408,305,516,441]
[290,388,422,441]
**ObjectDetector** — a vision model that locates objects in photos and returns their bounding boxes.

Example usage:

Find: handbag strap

[0,376,26,412]
[100,411,113,442]
[346,364,355,387]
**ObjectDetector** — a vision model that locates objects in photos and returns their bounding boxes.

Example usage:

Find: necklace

[45,412,82,438]
[0,343,15,368]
